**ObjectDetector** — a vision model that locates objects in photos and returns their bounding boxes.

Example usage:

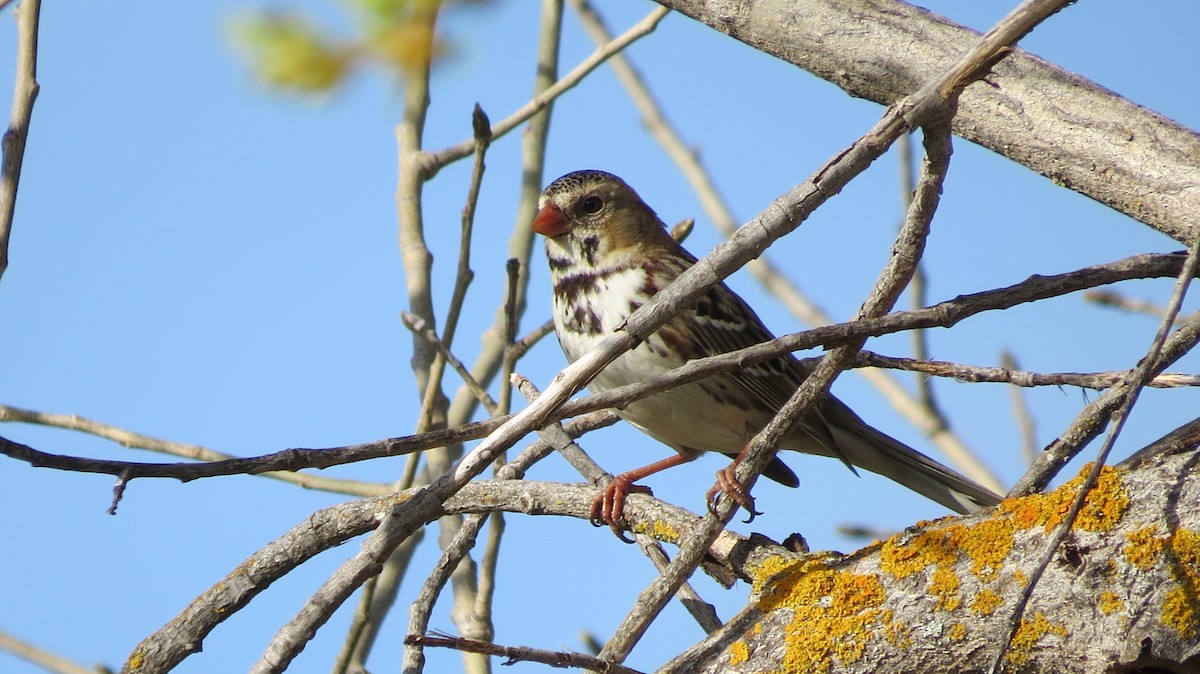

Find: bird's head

[533,170,671,268]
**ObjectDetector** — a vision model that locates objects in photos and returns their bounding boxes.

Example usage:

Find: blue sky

[1,1,1197,673]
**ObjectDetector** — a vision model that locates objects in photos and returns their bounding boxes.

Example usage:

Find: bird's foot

[590,475,653,543]
[706,466,762,523]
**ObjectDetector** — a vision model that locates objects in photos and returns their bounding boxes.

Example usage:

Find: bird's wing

[651,250,849,466]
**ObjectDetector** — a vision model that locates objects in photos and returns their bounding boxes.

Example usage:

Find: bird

[532,169,1001,536]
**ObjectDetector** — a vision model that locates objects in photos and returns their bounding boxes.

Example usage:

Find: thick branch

[653,0,1198,243]
[667,452,1200,673]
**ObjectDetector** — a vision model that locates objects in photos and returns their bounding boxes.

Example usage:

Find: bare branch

[0,0,40,283]
[653,0,1199,244]
[3,252,1189,488]
[402,312,499,415]
[422,6,670,172]
[406,634,645,674]
[845,351,1200,390]
[0,403,390,497]
[1086,288,1184,323]
[1011,312,1200,496]
[1004,351,1038,466]
[416,104,493,429]
[992,223,1200,674]
[0,629,101,674]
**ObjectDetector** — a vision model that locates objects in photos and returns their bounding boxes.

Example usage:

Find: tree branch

[2,252,1189,490]
[0,0,40,283]
[652,0,1198,244]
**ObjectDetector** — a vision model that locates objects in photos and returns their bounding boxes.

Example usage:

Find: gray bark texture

[662,448,1200,673]
[654,0,1200,245]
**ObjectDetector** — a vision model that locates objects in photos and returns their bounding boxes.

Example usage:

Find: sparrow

[533,169,1001,535]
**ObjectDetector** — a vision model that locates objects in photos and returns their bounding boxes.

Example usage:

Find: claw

[590,475,652,543]
[707,465,762,522]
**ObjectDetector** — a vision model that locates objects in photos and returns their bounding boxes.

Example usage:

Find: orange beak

[532,203,570,237]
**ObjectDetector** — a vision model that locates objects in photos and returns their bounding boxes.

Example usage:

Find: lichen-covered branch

[668,451,1200,673]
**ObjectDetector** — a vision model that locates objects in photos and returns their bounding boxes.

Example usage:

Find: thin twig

[496,258,523,417]
[507,319,556,362]
[421,5,670,173]
[844,351,1200,390]
[406,634,646,674]
[900,133,948,429]
[416,104,492,429]
[436,0,564,472]
[0,0,40,283]
[989,192,1200,674]
[402,312,499,415]
[4,252,1190,488]
[0,403,390,497]
[1086,289,1184,323]
[1001,351,1039,465]
[0,629,100,674]
[330,575,377,674]
[1010,311,1200,495]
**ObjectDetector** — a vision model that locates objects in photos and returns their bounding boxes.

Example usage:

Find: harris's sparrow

[533,169,1001,533]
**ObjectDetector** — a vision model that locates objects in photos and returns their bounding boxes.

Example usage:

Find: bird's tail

[823,400,1002,515]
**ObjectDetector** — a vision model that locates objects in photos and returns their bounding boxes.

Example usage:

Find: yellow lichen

[931,566,961,611]
[1125,526,1165,570]
[880,610,912,649]
[1099,591,1125,615]
[880,527,959,580]
[970,589,1003,616]
[878,515,1016,614]
[1163,529,1200,638]
[959,517,1015,581]
[751,557,888,673]
[651,519,680,543]
[727,640,750,666]
[1006,612,1067,665]
[1001,464,1129,533]
[948,622,966,641]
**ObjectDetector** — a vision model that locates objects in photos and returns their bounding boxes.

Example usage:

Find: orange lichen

[880,610,912,649]
[959,517,1015,581]
[1001,464,1129,533]
[750,556,887,673]
[1099,591,1125,615]
[880,527,960,580]
[878,514,1016,614]
[1125,526,1166,570]
[971,589,1003,616]
[948,622,967,641]
[1163,529,1200,638]
[727,639,750,666]
[651,519,680,543]
[931,566,961,611]
[1006,612,1067,665]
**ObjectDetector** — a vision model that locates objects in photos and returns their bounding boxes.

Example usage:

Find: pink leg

[591,452,697,541]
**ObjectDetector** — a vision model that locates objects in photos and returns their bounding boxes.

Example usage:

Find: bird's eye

[580,195,604,215]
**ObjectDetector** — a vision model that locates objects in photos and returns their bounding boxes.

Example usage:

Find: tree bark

[653,0,1200,245]
[658,448,1200,673]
